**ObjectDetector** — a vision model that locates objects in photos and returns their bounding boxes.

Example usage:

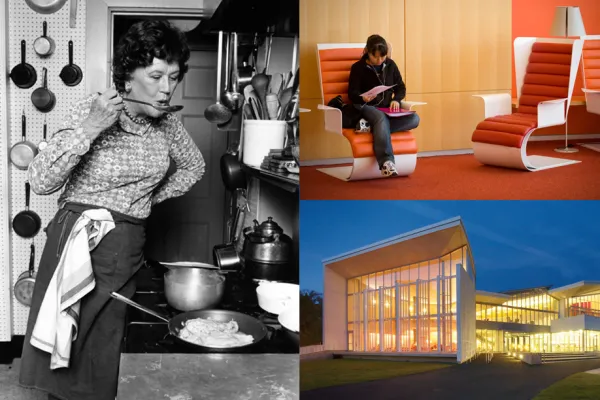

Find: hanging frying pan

[10,40,37,89]
[31,67,56,113]
[12,182,42,239]
[14,244,37,307]
[33,21,55,57]
[24,0,68,14]
[10,112,38,170]
[38,118,48,151]
[59,40,82,87]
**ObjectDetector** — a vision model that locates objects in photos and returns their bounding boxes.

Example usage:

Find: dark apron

[19,202,146,400]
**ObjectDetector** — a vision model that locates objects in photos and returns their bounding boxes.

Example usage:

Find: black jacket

[348,55,406,107]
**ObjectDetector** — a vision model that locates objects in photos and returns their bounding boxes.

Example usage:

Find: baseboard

[529,133,600,141]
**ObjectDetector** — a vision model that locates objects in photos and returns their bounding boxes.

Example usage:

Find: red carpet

[300,140,600,200]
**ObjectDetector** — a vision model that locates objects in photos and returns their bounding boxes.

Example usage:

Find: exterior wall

[457,261,476,363]
[551,314,600,333]
[323,266,347,351]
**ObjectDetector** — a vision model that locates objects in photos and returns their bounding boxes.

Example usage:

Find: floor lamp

[551,6,586,153]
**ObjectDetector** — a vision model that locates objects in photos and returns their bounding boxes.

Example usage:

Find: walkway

[301,354,600,400]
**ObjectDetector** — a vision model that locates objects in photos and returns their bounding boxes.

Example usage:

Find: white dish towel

[30,209,115,370]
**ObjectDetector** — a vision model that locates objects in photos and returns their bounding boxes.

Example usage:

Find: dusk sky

[300,201,600,294]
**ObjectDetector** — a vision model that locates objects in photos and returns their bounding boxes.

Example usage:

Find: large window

[475,291,558,326]
[566,294,600,318]
[346,246,465,353]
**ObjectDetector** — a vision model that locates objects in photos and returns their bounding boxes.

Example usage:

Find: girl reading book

[348,34,420,177]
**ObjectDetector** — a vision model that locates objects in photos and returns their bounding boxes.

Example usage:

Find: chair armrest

[317,104,343,135]
[582,88,600,114]
[537,98,567,128]
[401,101,427,110]
[472,93,511,118]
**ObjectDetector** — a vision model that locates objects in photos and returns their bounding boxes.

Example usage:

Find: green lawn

[534,372,600,400]
[300,359,452,391]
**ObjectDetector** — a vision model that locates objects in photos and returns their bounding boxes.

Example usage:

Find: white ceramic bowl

[256,282,299,315]
[278,300,299,332]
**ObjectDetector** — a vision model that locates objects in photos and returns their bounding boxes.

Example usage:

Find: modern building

[322,217,600,363]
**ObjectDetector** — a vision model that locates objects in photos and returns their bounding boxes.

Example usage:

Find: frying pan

[10,112,38,170]
[32,67,56,113]
[10,40,37,89]
[13,182,42,239]
[59,40,83,87]
[220,142,246,191]
[110,292,268,353]
[24,0,68,14]
[14,243,37,307]
[38,118,48,151]
[33,21,55,57]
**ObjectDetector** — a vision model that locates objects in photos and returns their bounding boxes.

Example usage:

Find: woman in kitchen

[348,34,420,177]
[19,20,205,400]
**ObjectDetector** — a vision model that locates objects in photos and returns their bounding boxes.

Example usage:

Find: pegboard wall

[2,0,87,339]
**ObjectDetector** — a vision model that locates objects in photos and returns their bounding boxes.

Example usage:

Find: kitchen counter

[117,353,298,400]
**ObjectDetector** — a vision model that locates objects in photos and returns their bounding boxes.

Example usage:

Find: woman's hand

[81,89,124,139]
[390,100,400,112]
[362,94,375,103]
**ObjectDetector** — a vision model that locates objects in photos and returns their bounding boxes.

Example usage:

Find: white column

[396,282,400,352]
[379,287,384,352]
[416,279,420,352]
[364,289,368,352]
[437,276,441,353]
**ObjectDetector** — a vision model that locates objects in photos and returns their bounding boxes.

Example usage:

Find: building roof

[322,217,474,279]
[548,281,600,299]
[501,285,553,295]
[476,290,511,305]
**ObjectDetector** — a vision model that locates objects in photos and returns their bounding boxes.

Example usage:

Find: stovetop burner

[122,264,298,354]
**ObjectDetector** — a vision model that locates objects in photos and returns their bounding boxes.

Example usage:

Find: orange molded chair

[471,37,583,171]
[315,43,426,181]
[581,35,600,115]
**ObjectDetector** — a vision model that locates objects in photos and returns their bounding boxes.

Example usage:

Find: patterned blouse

[28,94,206,219]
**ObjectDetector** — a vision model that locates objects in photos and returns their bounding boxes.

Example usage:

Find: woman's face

[367,51,386,66]
[126,58,181,118]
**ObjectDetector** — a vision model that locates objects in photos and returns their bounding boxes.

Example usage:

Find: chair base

[473,142,580,171]
[554,145,579,153]
[317,154,417,181]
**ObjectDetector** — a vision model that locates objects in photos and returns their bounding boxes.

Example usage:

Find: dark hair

[365,34,388,57]
[112,20,190,92]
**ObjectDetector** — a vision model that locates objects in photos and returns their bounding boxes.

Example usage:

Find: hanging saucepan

[31,67,56,113]
[10,112,38,170]
[33,21,55,57]
[110,292,268,353]
[59,40,83,87]
[24,0,68,14]
[38,118,48,151]
[13,182,42,239]
[213,193,246,271]
[220,142,246,191]
[10,40,37,89]
[14,244,37,307]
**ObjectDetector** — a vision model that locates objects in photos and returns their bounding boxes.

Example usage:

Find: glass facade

[346,246,468,353]
[566,293,600,318]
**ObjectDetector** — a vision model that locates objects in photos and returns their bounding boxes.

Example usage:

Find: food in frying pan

[179,317,254,348]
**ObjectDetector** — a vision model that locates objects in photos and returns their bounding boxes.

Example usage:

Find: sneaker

[381,160,398,177]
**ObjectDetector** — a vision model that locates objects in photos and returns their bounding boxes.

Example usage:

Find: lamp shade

[550,6,586,37]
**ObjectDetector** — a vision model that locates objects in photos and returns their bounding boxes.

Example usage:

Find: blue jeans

[354,104,420,168]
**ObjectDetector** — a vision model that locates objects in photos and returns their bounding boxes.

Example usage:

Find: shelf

[242,165,299,193]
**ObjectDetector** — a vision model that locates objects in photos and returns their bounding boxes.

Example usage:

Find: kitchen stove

[121,261,298,354]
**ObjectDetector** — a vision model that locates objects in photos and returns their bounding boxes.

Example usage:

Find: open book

[377,107,415,117]
[360,84,397,98]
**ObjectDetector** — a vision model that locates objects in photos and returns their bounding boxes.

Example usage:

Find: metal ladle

[204,31,232,124]
[226,32,244,111]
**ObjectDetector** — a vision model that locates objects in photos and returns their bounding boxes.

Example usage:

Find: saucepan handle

[110,292,170,323]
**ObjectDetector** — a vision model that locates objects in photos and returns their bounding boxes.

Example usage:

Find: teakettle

[243,217,292,264]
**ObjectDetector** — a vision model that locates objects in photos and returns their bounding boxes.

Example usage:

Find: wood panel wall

[299,0,512,161]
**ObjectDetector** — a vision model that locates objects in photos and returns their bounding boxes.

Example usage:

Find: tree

[300,290,322,346]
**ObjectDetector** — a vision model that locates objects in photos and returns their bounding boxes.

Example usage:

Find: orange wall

[513,0,600,134]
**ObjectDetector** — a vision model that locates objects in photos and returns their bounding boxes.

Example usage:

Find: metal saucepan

[14,244,37,307]
[31,67,56,113]
[205,31,232,124]
[24,0,68,14]
[59,40,83,87]
[110,292,268,353]
[10,40,37,89]
[220,142,246,191]
[38,118,48,151]
[213,191,246,271]
[164,267,225,311]
[33,21,55,57]
[10,112,38,170]
[13,182,42,239]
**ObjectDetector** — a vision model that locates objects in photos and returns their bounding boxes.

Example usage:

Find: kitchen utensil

[278,68,300,120]
[110,292,268,353]
[14,244,37,307]
[243,217,292,265]
[164,267,225,311]
[256,282,299,315]
[220,142,246,191]
[10,112,38,170]
[220,32,233,109]
[59,41,82,87]
[243,103,254,119]
[33,21,55,57]
[24,0,68,13]
[122,97,183,113]
[278,301,299,347]
[10,40,37,89]
[249,33,273,119]
[31,67,56,113]
[12,182,42,239]
[38,118,48,151]
[204,31,232,124]
[213,191,247,271]
[268,73,283,95]
[228,32,244,110]
[266,94,279,120]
